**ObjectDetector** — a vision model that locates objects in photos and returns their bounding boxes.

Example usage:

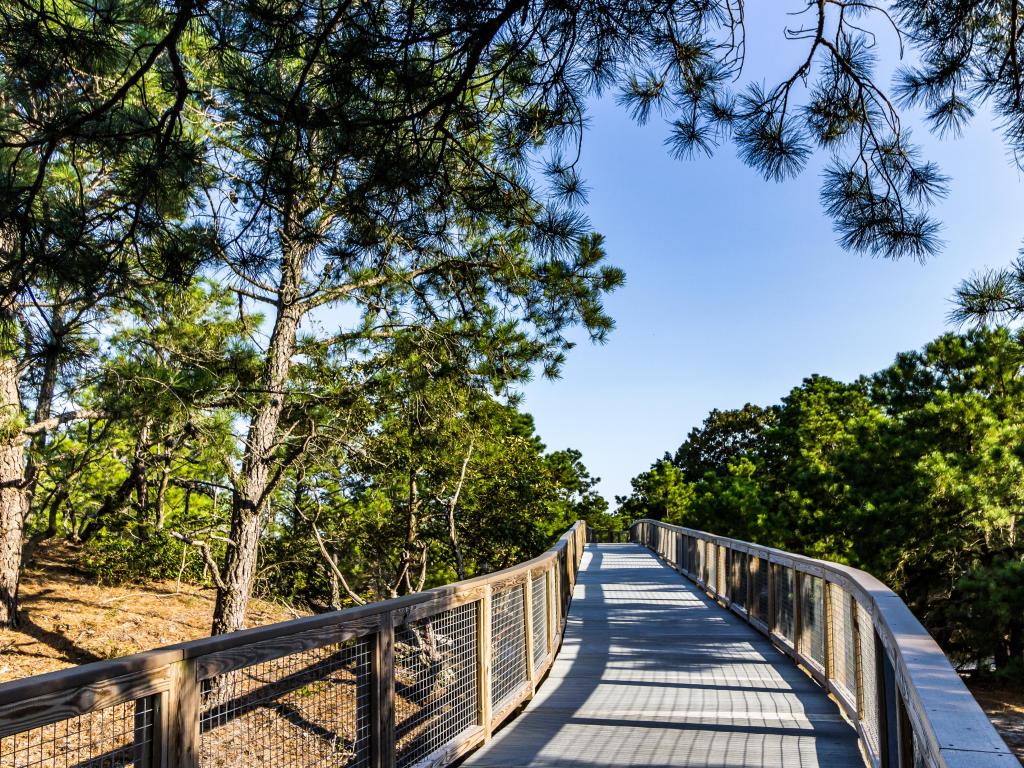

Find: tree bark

[0,347,27,628]
[131,419,152,536]
[393,465,422,597]
[328,551,342,610]
[212,239,305,635]
[21,313,65,561]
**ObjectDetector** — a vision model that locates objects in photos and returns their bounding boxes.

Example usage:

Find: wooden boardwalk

[464,543,865,768]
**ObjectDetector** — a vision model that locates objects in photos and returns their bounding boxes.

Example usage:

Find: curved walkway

[465,543,864,768]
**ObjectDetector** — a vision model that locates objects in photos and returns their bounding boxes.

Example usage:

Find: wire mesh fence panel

[751,557,769,622]
[0,697,155,768]
[491,585,528,710]
[799,576,826,668]
[728,549,739,605]
[552,561,562,630]
[857,601,881,761]
[394,601,479,768]
[530,573,548,669]
[777,567,795,643]
[199,637,371,768]
[829,585,857,707]
[733,551,749,610]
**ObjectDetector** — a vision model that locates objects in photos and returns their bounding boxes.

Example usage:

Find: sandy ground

[0,545,299,683]
[0,551,468,768]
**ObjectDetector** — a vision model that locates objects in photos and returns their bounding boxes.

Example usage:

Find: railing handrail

[630,518,1015,768]
[0,520,589,768]
[0,521,585,708]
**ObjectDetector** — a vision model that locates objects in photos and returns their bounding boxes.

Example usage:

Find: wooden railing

[585,528,628,544]
[0,522,588,768]
[631,519,1017,768]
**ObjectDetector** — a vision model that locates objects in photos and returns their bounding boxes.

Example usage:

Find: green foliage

[616,458,692,523]
[9,0,1024,636]
[79,530,207,586]
[265,388,613,608]
[937,561,1024,683]
[619,327,1024,677]
[20,279,610,608]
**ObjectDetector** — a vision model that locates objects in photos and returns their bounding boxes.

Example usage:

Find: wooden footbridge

[0,521,1016,768]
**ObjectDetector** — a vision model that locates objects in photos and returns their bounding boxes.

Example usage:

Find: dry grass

[0,543,300,684]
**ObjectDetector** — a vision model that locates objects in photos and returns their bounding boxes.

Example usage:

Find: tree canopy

[4,0,1024,635]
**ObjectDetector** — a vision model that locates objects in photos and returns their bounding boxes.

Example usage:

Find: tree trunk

[328,549,342,611]
[212,241,305,635]
[20,317,64,563]
[0,350,27,628]
[131,420,152,537]
[393,466,422,597]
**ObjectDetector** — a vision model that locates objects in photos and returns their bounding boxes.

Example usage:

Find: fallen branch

[168,531,226,591]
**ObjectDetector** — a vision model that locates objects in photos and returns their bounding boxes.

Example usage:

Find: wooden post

[164,658,199,768]
[768,562,777,635]
[479,586,493,740]
[371,617,396,768]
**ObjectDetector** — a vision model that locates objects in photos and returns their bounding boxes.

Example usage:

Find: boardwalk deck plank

[464,544,864,768]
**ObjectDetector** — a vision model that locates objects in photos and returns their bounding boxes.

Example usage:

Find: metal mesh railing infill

[199,638,372,768]
[530,573,548,669]
[0,522,588,768]
[395,603,478,768]
[490,585,528,710]
[629,518,1015,768]
[0,698,155,768]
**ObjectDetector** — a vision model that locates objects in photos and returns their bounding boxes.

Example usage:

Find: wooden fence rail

[0,522,588,768]
[631,519,1018,768]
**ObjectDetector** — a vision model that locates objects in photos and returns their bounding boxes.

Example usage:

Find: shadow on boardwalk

[464,543,864,768]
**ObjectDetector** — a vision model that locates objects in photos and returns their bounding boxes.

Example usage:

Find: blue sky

[519,13,1024,505]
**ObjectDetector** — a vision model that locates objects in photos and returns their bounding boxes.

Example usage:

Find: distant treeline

[617,328,1024,680]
